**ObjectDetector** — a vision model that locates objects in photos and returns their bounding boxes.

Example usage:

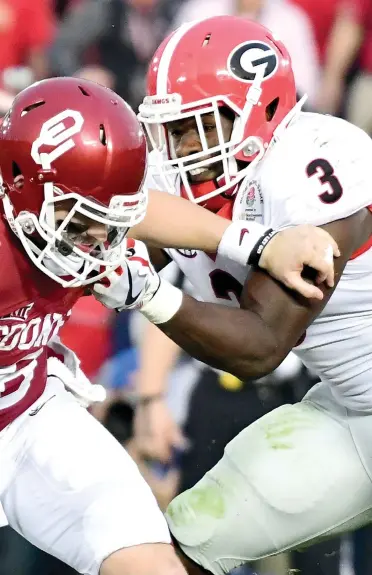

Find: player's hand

[259,225,340,300]
[134,397,186,463]
[92,239,160,311]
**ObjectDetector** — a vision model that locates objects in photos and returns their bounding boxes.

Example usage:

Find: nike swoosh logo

[29,395,56,416]
[239,228,249,246]
[124,266,142,306]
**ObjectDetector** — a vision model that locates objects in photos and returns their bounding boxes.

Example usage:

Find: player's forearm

[157,293,283,381]
[130,189,230,251]
[141,213,370,381]
[137,320,181,397]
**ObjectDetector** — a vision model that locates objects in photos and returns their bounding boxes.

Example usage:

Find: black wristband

[136,393,164,407]
[248,228,278,268]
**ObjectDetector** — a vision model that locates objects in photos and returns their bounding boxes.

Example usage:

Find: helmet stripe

[156,20,200,95]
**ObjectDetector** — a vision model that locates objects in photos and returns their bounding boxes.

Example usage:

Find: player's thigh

[166,399,372,575]
[2,378,170,575]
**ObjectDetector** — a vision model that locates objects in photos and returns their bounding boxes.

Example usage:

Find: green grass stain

[167,484,225,527]
[261,407,316,450]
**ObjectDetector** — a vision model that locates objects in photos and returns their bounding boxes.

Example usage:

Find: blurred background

[0,0,371,574]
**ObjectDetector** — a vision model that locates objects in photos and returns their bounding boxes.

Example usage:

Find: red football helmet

[138,16,299,210]
[0,77,148,287]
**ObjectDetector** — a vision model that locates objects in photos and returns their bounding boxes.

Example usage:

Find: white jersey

[145,112,372,411]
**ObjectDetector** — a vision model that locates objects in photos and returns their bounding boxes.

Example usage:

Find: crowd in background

[0,0,372,574]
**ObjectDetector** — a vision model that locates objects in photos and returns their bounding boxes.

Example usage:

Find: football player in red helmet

[93,16,372,575]
[0,76,149,287]
[0,76,194,575]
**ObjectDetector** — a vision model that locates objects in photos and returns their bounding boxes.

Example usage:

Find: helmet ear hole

[266,97,279,121]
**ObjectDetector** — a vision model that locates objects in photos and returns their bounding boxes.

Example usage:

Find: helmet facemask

[138,66,269,206]
[2,153,148,288]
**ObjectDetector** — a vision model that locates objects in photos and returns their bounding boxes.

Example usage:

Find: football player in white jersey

[93,15,372,575]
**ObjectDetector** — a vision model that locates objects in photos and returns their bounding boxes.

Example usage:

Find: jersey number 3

[306,158,343,203]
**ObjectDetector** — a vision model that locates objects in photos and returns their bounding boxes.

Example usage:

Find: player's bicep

[240,209,372,359]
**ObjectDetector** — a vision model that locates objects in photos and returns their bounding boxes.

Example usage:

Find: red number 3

[306,158,343,203]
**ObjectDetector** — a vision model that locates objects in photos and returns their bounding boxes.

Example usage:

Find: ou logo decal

[228,41,278,83]
[31,109,84,166]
